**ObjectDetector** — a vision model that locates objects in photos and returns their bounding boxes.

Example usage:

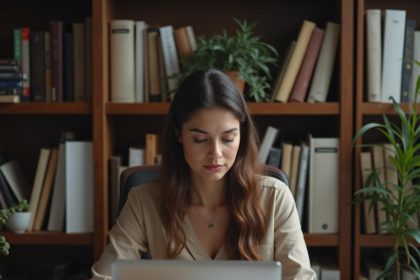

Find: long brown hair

[159,69,267,259]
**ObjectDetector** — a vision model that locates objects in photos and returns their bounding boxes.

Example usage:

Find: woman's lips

[204,164,224,172]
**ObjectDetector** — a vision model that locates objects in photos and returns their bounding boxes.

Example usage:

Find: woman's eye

[222,138,234,143]
[193,138,208,143]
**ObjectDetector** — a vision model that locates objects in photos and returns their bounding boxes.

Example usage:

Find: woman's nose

[208,140,222,158]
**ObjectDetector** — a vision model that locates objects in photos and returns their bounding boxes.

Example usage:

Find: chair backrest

[118,165,289,215]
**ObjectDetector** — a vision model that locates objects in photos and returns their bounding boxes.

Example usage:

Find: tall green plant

[352,61,420,279]
[177,18,278,102]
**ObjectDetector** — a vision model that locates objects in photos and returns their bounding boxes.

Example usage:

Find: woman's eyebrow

[189,128,238,134]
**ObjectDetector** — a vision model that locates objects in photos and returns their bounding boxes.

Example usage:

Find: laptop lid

[112,260,282,280]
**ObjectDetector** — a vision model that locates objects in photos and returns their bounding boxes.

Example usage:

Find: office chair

[117,164,289,215]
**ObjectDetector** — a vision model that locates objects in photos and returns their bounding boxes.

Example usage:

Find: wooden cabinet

[354,0,420,278]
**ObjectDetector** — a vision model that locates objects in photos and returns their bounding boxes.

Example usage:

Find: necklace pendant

[208,223,214,229]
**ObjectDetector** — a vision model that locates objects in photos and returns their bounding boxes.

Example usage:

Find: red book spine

[289,28,324,102]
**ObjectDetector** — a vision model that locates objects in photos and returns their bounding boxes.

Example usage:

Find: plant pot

[224,71,245,93]
[5,212,31,233]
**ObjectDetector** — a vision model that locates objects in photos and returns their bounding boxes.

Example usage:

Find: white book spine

[412,32,420,102]
[257,126,279,164]
[366,9,382,102]
[159,26,180,93]
[381,10,406,103]
[307,22,340,103]
[135,21,146,103]
[110,20,135,103]
[65,141,93,233]
[308,137,339,233]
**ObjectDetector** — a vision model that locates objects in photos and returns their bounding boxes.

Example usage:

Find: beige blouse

[91,176,316,280]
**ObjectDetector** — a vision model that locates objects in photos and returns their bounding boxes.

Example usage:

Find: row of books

[359,144,419,234]
[258,126,340,233]
[365,9,420,103]
[3,18,93,103]
[0,134,93,233]
[108,133,160,226]
[110,20,196,103]
[271,20,340,103]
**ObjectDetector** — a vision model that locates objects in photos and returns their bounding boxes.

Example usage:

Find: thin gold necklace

[192,208,216,229]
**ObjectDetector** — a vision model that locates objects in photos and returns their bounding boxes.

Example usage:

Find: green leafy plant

[0,199,29,255]
[177,18,278,102]
[352,61,420,279]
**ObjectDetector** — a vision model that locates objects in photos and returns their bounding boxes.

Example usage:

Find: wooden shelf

[362,103,420,115]
[304,234,339,247]
[0,103,91,114]
[360,235,420,248]
[106,102,340,115]
[1,232,93,245]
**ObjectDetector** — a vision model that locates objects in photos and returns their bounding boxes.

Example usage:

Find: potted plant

[0,199,30,255]
[352,62,420,279]
[176,18,278,102]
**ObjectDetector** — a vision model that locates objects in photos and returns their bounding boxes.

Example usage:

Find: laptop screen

[112,260,282,280]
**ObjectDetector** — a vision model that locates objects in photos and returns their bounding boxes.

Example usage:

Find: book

[411,31,420,102]
[257,126,280,164]
[129,146,145,167]
[65,141,93,233]
[21,27,31,101]
[308,136,339,233]
[274,20,316,102]
[147,27,162,102]
[0,160,31,202]
[295,141,309,222]
[44,31,52,102]
[381,9,406,103]
[174,26,192,59]
[289,144,301,197]
[145,134,158,165]
[289,27,324,102]
[47,143,66,231]
[73,22,86,102]
[110,20,136,103]
[360,151,376,234]
[135,21,148,103]
[63,32,74,102]
[365,9,382,102]
[0,171,18,208]
[270,41,296,101]
[28,148,51,231]
[280,142,293,178]
[30,31,46,102]
[109,155,122,226]
[0,95,20,103]
[50,21,64,102]
[372,144,388,231]
[266,147,282,168]
[307,22,340,103]
[85,17,93,102]
[185,26,197,52]
[33,148,58,231]
[159,25,181,94]
[400,19,416,103]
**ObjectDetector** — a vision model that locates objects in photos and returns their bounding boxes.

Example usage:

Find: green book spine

[13,28,22,66]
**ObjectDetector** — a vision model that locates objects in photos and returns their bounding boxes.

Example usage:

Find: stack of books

[0,59,25,103]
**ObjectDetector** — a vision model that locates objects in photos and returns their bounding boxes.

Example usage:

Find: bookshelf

[355,0,420,278]
[96,0,353,278]
[0,0,355,278]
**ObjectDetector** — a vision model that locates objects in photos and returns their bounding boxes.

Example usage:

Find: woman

[91,69,315,279]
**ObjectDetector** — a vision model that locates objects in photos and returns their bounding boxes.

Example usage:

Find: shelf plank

[360,235,420,248]
[0,103,91,114]
[362,103,420,115]
[1,232,93,245]
[304,234,339,246]
[106,102,340,115]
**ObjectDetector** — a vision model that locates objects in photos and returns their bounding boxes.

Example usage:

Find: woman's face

[179,107,241,183]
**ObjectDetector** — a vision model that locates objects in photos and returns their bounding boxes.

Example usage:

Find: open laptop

[112,260,282,280]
